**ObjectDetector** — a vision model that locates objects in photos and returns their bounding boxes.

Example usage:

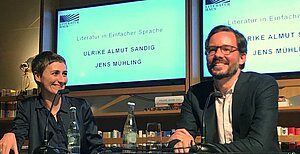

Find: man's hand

[167,129,195,153]
[0,133,18,154]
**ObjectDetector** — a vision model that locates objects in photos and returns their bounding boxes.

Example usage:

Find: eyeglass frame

[205,45,238,56]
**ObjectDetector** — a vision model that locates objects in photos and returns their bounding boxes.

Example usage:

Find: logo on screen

[59,14,79,28]
[205,0,230,11]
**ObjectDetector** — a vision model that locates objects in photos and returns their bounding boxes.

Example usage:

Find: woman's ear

[34,72,42,83]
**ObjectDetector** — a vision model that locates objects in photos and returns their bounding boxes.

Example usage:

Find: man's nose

[214,47,224,57]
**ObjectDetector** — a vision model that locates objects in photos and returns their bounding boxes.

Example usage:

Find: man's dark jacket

[177,72,280,152]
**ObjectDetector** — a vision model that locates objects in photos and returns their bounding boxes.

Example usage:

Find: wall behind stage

[42,0,201,88]
[38,0,201,116]
[0,0,40,90]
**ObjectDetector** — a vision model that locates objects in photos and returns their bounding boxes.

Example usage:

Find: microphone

[201,91,222,144]
[44,89,70,145]
[189,142,222,153]
[57,89,70,95]
[188,91,223,153]
[33,89,70,154]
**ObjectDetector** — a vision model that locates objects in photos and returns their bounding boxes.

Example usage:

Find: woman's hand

[0,133,18,154]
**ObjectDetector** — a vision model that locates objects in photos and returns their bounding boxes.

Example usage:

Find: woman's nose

[57,74,67,83]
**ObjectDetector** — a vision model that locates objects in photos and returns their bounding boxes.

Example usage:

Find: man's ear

[239,53,246,66]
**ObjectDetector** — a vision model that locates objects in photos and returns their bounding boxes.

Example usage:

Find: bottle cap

[128,102,135,106]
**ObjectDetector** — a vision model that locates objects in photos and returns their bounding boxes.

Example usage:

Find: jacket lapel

[205,97,218,142]
[232,72,248,139]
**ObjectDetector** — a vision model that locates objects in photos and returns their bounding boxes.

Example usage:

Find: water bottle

[122,102,138,153]
[67,106,80,154]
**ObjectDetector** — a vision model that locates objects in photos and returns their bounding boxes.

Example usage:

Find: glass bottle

[67,106,80,154]
[122,102,138,153]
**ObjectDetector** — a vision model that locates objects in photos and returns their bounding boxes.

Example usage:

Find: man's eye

[210,47,217,51]
[222,47,231,51]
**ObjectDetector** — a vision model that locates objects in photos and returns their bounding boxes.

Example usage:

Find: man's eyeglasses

[205,45,238,56]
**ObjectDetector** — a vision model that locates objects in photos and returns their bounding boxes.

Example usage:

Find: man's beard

[207,58,239,80]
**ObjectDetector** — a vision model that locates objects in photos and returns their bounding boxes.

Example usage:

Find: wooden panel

[0,117,14,121]
[279,106,300,113]
[93,95,131,114]
[103,137,170,144]
[277,79,300,88]
[95,111,180,132]
[0,95,32,102]
[278,112,300,127]
[279,86,300,98]
[279,135,300,142]
[67,85,186,97]
[0,96,18,102]
[94,110,180,117]
[278,79,300,98]
[103,135,300,145]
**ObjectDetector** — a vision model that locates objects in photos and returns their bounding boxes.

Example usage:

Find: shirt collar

[214,79,238,96]
[35,94,69,114]
[36,94,45,109]
[229,79,238,94]
[60,95,69,113]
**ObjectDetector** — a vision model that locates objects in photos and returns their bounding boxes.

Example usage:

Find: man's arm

[176,89,201,137]
[214,75,280,152]
[168,129,194,153]
[168,89,202,153]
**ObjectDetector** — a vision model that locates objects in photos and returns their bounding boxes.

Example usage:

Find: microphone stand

[33,89,70,154]
[190,91,223,153]
[201,91,222,144]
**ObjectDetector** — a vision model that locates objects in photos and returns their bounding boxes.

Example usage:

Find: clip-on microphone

[189,91,223,153]
[33,89,70,154]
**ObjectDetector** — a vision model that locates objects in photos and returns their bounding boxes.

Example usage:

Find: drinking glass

[146,122,162,153]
